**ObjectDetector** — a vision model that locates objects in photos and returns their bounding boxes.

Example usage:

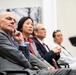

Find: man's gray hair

[33,24,38,31]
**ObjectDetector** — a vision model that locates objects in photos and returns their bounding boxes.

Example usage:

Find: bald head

[0,12,14,16]
[0,12,15,21]
[0,12,16,34]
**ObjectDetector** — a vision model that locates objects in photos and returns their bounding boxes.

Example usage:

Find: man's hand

[52,46,61,55]
[48,66,55,70]
[12,30,24,44]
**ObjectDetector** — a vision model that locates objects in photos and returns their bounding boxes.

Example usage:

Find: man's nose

[11,21,14,25]
[11,19,15,25]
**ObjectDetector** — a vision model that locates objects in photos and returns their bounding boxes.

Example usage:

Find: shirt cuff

[19,42,30,47]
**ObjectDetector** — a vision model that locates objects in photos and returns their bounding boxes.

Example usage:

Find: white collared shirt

[37,38,49,52]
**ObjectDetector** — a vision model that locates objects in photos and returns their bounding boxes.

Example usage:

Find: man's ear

[34,31,38,36]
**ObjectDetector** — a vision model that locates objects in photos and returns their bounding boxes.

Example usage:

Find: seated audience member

[17,17,54,70]
[32,23,61,69]
[52,29,76,69]
[0,12,76,75]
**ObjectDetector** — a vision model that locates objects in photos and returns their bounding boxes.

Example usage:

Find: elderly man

[0,12,76,75]
[32,23,61,68]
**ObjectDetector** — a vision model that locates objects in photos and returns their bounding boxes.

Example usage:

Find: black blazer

[32,37,60,67]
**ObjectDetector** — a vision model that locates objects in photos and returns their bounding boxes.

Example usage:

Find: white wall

[0,0,42,9]
[57,0,76,57]
[42,0,57,47]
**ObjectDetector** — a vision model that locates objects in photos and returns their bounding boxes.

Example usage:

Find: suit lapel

[33,37,47,53]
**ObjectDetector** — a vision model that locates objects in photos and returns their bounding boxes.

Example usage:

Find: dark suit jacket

[32,37,60,67]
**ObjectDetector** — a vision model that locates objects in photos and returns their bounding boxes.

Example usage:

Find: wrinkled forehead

[36,23,44,29]
[0,12,15,20]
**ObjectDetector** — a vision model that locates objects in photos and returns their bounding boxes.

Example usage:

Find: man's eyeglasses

[40,28,46,30]
[34,28,46,31]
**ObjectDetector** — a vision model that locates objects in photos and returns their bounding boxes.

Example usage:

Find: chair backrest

[59,63,69,68]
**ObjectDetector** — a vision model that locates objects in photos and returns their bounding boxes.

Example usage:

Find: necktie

[42,43,49,52]
[29,44,35,55]
[52,58,59,69]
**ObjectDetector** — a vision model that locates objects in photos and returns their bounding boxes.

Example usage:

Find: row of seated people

[0,11,76,75]
[18,17,76,69]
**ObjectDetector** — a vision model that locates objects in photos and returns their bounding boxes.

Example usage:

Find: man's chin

[9,29,14,33]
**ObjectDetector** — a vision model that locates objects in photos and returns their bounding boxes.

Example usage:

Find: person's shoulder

[0,30,4,33]
[30,36,37,41]
[0,30,7,35]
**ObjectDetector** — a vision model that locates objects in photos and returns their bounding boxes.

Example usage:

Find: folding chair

[59,63,69,68]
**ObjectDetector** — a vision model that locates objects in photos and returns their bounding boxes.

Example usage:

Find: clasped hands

[52,46,61,55]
